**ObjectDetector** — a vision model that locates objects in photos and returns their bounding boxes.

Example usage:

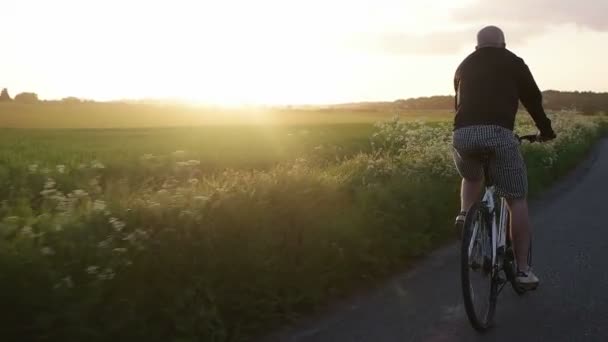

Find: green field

[0,124,376,171]
[0,102,451,128]
[1,104,606,341]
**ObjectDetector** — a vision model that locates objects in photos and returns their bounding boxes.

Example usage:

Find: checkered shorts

[452,125,528,199]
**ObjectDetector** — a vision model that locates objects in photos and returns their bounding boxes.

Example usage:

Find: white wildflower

[171,194,184,202]
[135,229,149,239]
[188,178,199,186]
[93,200,107,211]
[89,178,102,194]
[77,163,87,170]
[86,266,99,274]
[98,238,112,248]
[28,164,38,173]
[91,160,105,169]
[194,196,210,204]
[40,246,55,256]
[157,189,169,195]
[56,164,66,174]
[109,217,126,231]
[186,160,200,166]
[63,276,74,288]
[72,189,89,198]
[176,161,188,167]
[55,195,75,212]
[41,167,51,174]
[113,248,127,253]
[98,268,115,281]
[20,226,35,238]
[148,201,161,209]
[179,210,193,218]
[172,150,186,157]
[44,178,56,189]
[40,189,56,196]
[141,153,155,161]
[4,216,19,223]
[123,232,136,243]
[162,179,179,189]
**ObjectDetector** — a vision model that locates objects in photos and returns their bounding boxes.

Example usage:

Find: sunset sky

[1,0,607,105]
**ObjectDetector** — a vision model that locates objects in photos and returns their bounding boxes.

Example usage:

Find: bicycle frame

[476,133,535,270]
[480,185,509,268]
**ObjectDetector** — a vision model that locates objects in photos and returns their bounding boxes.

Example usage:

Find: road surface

[267,139,608,342]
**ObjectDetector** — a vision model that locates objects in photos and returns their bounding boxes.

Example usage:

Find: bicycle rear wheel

[461,202,498,331]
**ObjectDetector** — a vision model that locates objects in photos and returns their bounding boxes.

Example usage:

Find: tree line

[393,90,608,115]
[2,87,608,114]
[0,88,85,104]
[0,88,39,103]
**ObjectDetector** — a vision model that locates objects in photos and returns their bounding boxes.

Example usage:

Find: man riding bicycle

[452,26,556,289]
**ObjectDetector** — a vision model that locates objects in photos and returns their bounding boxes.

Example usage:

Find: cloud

[347,25,538,55]
[344,0,606,56]
[452,0,608,31]
[345,30,472,55]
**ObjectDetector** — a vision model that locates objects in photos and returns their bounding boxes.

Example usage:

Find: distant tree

[389,90,608,114]
[14,92,39,104]
[0,88,11,102]
[61,96,82,104]
[394,96,454,110]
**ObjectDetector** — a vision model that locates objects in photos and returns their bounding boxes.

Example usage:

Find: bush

[14,92,39,104]
[0,114,606,341]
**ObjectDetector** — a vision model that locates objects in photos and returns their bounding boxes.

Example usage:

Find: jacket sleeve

[515,58,554,136]
[453,69,460,111]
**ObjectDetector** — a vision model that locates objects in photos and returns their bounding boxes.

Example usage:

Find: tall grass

[0,113,605,341]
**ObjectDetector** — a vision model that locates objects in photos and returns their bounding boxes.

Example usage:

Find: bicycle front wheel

[461,202,498,331]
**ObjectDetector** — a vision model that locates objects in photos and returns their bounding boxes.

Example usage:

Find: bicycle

[460,134,539,331]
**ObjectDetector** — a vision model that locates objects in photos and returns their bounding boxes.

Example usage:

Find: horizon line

[2,88,608,108]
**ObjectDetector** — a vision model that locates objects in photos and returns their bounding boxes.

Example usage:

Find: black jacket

[453,48,554,136]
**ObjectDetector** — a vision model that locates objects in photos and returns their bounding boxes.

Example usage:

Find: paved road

[267,139,608,342]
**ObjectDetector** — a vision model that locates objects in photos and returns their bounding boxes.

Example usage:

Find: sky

[1,0,607,105]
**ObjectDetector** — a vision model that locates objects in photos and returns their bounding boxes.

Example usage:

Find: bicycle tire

[461,202,498,331]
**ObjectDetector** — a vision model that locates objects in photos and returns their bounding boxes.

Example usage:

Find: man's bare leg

[507,198,531,270]
[455,177,484,239]
[460,178,484,213]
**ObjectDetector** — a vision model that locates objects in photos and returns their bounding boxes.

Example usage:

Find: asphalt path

[266,139,608,342]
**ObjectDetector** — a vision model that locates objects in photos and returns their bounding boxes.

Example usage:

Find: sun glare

[2,0,606,104]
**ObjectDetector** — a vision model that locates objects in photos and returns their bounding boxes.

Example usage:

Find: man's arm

[453,70,460,111]
[516,58,556,138]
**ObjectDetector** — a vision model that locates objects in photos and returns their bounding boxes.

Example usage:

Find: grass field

[0,102,451,128]
[0,124,376,171]
[1,103,606,341]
